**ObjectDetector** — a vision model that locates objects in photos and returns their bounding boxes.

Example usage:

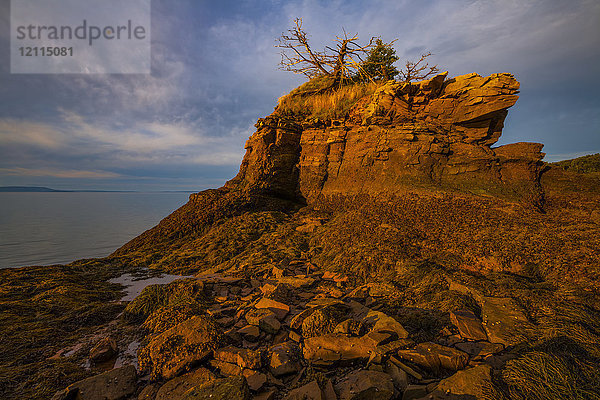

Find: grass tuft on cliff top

[276,76,379,120]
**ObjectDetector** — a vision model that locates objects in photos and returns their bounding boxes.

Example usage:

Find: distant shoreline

[0,186,195,193]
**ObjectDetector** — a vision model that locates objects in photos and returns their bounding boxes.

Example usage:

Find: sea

[0,192,191,269]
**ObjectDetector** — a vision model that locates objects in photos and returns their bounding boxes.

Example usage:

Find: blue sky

[0,0,599,191]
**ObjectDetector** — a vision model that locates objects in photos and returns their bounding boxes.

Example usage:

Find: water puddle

[109,271,192,301]
[114,340,140,369]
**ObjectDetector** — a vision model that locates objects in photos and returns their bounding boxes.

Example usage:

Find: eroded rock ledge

[227,72,545,204]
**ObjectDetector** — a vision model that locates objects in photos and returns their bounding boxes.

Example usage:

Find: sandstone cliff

[227,72,545,205]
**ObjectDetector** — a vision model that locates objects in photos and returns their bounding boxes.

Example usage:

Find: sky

[0,0,599,191]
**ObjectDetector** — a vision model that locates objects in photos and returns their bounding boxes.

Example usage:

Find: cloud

[1,0,598,189]
[0,108,248,182]
[0,167,121,178]
[0,118,69,149]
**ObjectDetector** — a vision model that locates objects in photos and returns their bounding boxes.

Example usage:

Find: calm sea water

[0,192,191,269]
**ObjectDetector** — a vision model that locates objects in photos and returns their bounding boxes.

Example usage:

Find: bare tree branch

[276,18,376,84]
[398,52,439,82]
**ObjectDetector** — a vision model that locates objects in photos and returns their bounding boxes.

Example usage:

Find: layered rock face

[228,72,545,203]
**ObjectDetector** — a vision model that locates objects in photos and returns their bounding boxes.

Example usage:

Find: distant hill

[0,186,71,192]
[552,153,600,173]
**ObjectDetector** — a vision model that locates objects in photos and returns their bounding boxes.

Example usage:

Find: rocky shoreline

[1,74,600,399]
[51,262,530,400]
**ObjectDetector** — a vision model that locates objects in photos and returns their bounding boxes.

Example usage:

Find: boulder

[385,360,408,391]
[301,303,352,338]
[244,370,267,391]
[269,341,302,376]
[335,370,395,400]
[278,276,317,288]
[333,318,361,335]
[138,316,221,380]
[137,384,160,400]
[402,385,428,400]
[210,359,243,376]
[89,337,118,364]
[237,324,260,341]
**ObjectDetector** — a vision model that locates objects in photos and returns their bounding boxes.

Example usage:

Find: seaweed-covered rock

[139,315,221,380]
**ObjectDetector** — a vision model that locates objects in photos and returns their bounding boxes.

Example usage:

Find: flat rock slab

[335,370,395,400]
[455,341,503,357]
[432,365,492,399]
[156,368,215,400]
[397,342,468,372]
[54,365,137,400]
[255,297,290,320]
[450,310,488,341]
[303,334,376,366]
[481,297,529,346]
[181,376,250,400]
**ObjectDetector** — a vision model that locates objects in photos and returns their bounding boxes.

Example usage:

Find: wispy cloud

[0,167,121,178]
[0,0,598,190]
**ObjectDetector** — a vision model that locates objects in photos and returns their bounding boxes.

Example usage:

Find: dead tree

[276,18,376,86]
[398,52,439,82]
